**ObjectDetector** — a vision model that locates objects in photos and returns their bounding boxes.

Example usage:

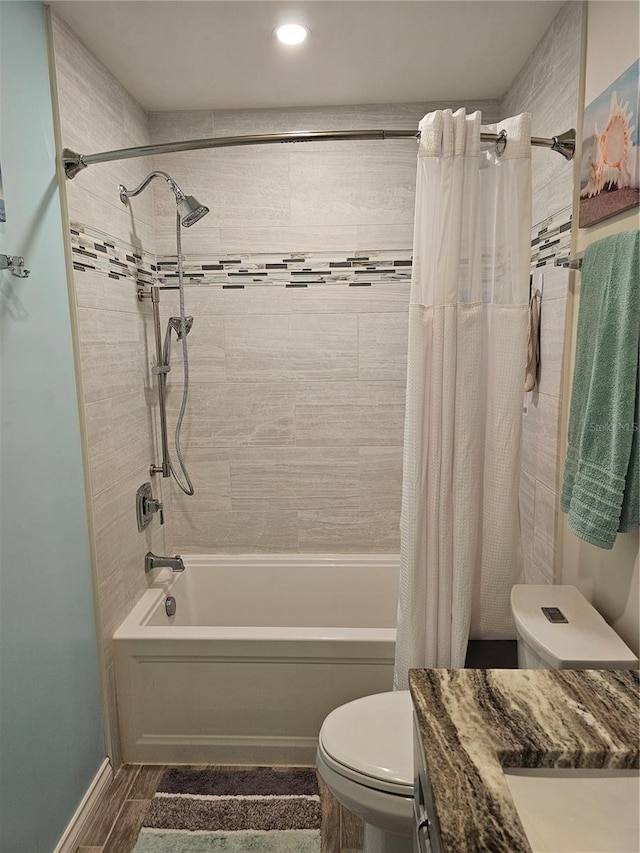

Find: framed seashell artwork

[580,59,640,228]
[0,164,5,224]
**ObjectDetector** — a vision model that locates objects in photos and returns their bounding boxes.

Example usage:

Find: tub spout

[145,552,185,573]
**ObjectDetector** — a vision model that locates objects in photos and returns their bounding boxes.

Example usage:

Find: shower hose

[162,211,195,496]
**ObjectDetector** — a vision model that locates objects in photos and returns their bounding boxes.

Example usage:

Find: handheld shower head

[119,171,209,227]
[168,316,194,339]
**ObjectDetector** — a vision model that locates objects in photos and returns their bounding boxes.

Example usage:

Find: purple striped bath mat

[133,768,321,852]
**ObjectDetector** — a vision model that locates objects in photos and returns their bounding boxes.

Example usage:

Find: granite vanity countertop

[409,668,639,853]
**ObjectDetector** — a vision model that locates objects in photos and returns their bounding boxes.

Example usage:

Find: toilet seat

[318,691,414,797]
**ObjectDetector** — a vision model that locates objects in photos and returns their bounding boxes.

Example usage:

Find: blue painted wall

[0,3,105,851]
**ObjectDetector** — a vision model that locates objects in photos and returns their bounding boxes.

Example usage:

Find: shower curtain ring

[496,129,507,157]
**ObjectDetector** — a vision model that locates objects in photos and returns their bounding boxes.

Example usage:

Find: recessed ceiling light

[274,24,310,46]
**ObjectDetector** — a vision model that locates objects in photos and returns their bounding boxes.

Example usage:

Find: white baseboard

[53,758,113,853]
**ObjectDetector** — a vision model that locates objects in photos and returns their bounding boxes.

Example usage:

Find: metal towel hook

[0,254,30,278]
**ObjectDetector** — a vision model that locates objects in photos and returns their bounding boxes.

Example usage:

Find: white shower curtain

[394,110,531,686]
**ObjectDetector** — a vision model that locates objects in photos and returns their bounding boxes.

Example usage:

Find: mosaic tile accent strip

[71,210,572,290]
[69,222,156,283]
[155,250,413,289]
[530,206,572,269]
[68,223,413,290]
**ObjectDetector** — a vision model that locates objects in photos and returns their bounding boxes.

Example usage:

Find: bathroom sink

[504,768,639,852]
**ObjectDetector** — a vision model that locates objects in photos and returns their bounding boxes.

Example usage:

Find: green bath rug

[133,768,321,853]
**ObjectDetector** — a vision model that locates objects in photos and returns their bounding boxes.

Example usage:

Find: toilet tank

[510,585,638,670]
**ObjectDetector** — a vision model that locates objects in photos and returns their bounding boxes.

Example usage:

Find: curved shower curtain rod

[62,127,576,179]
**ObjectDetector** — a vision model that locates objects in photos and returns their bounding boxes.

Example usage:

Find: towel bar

[555,253,583,270]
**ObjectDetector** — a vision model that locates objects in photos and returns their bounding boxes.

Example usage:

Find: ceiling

[49,1,564,112]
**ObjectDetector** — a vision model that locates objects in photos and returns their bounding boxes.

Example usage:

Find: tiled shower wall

[51,6,505,757]
[500,0,584,585]
[50,0,584,763]
[150,100,501,553]
[149,102,500,256]
[161,276,410,553]
[51,14,169,765]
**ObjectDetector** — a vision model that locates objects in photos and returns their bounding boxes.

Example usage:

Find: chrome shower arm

[119,170,185,204]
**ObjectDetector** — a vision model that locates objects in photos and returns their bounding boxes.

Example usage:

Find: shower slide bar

[141,285,172,478]
[62,127,576,179]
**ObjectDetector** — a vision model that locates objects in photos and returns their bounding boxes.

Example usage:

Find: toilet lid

[318,691,414,795]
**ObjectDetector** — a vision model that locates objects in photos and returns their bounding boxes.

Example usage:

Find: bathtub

[114,554,398,765]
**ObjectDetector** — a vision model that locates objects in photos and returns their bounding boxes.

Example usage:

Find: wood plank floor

[76,764,363,853]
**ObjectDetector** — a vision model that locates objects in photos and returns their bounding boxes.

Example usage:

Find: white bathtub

[114,554,398,765]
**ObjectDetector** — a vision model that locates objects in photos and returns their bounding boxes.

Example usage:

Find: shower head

[118,171,209,227]
[168,316,194,339]
[178,195,209,228]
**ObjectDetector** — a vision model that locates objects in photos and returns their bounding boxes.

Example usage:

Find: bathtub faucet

[144,551,185,573]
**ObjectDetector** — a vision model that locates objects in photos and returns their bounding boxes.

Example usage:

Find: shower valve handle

[144,497,164,525]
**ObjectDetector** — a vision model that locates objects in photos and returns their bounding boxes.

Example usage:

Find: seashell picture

[580,59,639,228]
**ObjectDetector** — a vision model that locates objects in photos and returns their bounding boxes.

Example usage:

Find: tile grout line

[95,766,142,850]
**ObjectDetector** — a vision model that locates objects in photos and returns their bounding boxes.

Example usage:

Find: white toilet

[316,584,638,853]
[316,690,415,853]
[511,584,638,670]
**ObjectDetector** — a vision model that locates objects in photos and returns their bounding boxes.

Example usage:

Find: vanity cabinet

[413,711,443,853]
[410,669,638,852]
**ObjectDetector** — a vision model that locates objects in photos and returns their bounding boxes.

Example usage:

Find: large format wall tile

[519,469,536,577]
[167,313,226,383]
[290,142,416,227]
[225,314,358,382]
[170,448,231,512]
[213,104,364,137]
[167,382,296,448]
[290,282,410,315]
[501,2,581,207]
[76,306,152,403]
[151,147,291,231]
[295,381,406,446]
[538,264,570,302]
[358,313,409,381]
[358,447,404,511]
[229,447,360,511]
[538,294,568,399]
[219,225,360,255]
[159,281,411,318]
[52,14,166,765]
[524,560,554,587]
[502,1,583,598]
[75,270,149,313]
[84,390,152,497]
[67,183,156,253]
[172,509,299,552]
[148,100,500,259]
[52,13,156,241]
[57,51,512,572]
[201,100,500,139]
[147,97,503,558]
[93,463,162,588]
[155,217,222,257]
[533,480,558,581]
[165,282,410,551]
[522,392,562,492]
[161,283,294,317]
[356,224,414,251]
[149,110,215,143]
[298,510,401,552]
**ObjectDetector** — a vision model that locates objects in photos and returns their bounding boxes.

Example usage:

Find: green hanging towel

[561,229,640,549]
